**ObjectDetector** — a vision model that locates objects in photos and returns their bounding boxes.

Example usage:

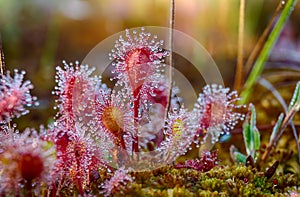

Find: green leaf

[288,81,300,112]
[253,127,260,151]
[243,104,260,159]
[230,145,247,164]
[243,122,252,156]
[270,113,284,143]
[235,152,247,164]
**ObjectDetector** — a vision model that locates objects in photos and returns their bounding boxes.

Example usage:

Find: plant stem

[239,0,298,104]
[25,180,33,197]
[132,88,140,159]
[261,103,299,161]
[234,0,245,92]
[165,0,175,118]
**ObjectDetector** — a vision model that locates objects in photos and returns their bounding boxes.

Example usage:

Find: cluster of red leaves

[0,28,243,196]
[175,150,220,172]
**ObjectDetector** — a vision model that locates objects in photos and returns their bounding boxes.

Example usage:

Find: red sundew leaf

[55,131,71,154]
[63,75,76,121]
[159,107,199,163]
[94,89,134,150]
[0,70,37,123]
[19,153,44,181]
[54,61,99,127]
[110,29,168,101]
[194,84,245,144]
[0,129,55,195]
[110,29,167,82]
[125,48,153,93]
[146,81,169,108]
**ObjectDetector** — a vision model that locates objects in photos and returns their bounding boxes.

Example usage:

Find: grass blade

[239,0,298,104]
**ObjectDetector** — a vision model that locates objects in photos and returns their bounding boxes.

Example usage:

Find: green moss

[111,164,299,197]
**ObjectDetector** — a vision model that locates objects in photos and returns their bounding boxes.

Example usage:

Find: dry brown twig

[165,0,175,120]
[234,0,245,92]
[0,34,5,75]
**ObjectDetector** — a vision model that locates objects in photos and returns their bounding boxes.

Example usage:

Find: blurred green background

[1,0,300,129]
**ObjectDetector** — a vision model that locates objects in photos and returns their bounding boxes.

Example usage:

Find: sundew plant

[1,0,300,196]
[0,28,244,196]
